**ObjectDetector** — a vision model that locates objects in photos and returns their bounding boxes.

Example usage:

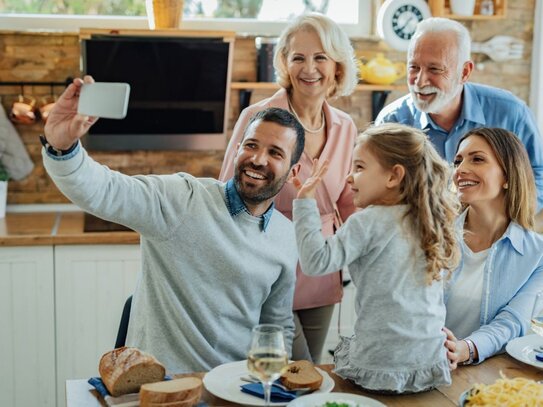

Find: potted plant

[0,162,8,218]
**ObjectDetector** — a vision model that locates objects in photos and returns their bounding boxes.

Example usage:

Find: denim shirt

[224,178,274,232]
[376,82,543,210]
[445,210,543,362]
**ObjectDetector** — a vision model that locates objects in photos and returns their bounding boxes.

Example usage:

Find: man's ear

[286,163,301,183]
[461,60,474,83]
[386,164,405,189]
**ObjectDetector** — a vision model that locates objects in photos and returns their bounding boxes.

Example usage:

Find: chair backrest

[115,295,133,348]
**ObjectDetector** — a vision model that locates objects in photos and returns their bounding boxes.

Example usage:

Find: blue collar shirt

[376,82,543,209]
[224,178,274,232]
[445,209,543,362]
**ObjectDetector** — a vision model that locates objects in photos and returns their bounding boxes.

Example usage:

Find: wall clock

[377,0,432,51]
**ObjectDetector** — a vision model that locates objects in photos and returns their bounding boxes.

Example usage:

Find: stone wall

[0,0,536,203]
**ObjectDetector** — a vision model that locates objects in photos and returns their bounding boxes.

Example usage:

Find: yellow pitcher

[359,53,406,85]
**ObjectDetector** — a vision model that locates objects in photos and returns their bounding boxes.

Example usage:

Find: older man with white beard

[375,17,543,229]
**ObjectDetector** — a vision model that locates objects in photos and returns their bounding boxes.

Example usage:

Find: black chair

[115,295,132,348]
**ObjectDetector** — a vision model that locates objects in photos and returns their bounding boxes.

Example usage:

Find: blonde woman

[292,123,460,393]
[220,12,359,363]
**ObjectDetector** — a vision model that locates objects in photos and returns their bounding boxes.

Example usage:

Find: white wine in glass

[247,324,288,406]
[531,291,543,337]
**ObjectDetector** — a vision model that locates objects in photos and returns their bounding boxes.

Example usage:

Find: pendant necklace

[287,98,325,134]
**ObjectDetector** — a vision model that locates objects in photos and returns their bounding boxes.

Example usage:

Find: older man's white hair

[408,17,472,74]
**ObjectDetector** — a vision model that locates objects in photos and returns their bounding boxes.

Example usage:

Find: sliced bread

[141,393,200,407]
[140,377,202,405]
[280,360,323,391]
[99,347,166,397]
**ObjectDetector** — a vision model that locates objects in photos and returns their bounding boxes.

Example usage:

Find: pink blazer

[219,88,357,310]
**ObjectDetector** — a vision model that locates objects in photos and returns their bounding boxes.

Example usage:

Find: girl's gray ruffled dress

[293,202,451,393]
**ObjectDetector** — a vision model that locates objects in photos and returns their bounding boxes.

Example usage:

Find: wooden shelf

[428,0,507,20]
[230,82,407,92]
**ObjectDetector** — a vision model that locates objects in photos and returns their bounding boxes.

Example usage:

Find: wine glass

[531,291,543,339]
[247,324,288,406]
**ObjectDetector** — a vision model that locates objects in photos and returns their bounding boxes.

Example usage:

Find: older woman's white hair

[273,12,358,98]
[409,17,472,74]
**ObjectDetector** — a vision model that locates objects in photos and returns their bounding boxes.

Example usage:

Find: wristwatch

[461,339,476,365]
[39,134,78,157]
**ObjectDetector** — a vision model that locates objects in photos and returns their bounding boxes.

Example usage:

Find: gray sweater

[43,146,297,373]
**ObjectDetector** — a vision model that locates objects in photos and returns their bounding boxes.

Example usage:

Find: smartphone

[77,82,130,119]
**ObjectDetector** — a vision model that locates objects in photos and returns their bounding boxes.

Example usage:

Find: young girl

[292,123,460,393]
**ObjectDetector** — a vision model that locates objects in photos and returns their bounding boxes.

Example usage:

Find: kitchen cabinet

[0,246,56,407]
[54,244,140,407]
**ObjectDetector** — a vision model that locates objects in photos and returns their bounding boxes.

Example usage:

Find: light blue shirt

[376,82,543,209]
[445,210,543,363]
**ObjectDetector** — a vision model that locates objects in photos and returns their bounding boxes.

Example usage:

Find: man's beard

[409,80,463,114]
[234,164,290,205]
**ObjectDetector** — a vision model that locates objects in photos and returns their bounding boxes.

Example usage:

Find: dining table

[66,353,543,406]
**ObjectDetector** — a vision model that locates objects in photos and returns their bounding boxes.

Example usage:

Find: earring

[503,183,509,190]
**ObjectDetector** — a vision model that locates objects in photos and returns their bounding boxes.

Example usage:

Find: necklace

[287,99,325,134]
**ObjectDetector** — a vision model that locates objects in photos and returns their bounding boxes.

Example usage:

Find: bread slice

[99,347,166,397]
[141,392,200,407]
[140,377,202,405]
[280,360,323,391]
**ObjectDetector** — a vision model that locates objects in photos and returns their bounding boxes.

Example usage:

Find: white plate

[203,360,335,406]
[505,334,543,369]
[286,392,385,407]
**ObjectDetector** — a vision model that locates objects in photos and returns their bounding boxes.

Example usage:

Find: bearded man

[375,17,543,229]
[41,76,305,373]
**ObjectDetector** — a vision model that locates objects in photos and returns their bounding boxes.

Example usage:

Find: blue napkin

[240,381,298,402]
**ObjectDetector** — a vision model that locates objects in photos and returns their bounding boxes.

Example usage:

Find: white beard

[409,82,463,114]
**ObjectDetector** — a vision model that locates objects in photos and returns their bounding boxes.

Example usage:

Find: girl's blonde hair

[273,12,358,98]
[457,128,536,229]
[357,123,460,282]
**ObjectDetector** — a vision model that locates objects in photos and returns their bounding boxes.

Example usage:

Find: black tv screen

[81,35,232,150]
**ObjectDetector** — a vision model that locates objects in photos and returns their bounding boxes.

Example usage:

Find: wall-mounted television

[80,31,234,150]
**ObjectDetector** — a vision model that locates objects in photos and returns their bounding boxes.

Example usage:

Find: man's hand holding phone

[44,76,130,151]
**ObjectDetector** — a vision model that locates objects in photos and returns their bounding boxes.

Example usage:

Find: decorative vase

[450,0,476,16]
[0,180,7,218]
[146,0,184,29]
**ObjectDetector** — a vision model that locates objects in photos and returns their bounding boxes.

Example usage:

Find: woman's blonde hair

[357,123,460,282]
[457,128,536,230]
[273,12,358,98]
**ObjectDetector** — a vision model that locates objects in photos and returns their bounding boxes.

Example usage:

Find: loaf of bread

[139,377,202,406]
[99,347,166,397]
[280,360,323,391]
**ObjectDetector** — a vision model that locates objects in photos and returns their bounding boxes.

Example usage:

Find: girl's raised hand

[293,159,329,199]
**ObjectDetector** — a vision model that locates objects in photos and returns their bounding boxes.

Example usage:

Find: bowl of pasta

[458,376,543,406]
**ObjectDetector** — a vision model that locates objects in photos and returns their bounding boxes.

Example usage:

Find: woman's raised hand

[293,159,329,199]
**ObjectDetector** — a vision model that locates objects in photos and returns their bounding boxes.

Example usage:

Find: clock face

[392,5,424,40]
[377,0,432,51]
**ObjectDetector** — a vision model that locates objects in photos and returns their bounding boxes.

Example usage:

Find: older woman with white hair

[220,12,359,363]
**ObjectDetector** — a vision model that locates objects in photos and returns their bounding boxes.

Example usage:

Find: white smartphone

[77,82,130,119]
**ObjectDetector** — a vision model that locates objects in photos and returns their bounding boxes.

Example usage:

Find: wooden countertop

[0,212,140,246]
[66,354,543,406]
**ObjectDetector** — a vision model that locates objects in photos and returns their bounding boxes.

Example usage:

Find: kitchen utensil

[471,35,524,62]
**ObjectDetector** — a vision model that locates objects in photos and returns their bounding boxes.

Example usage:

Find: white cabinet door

[55,244,140,407]
[0,246,56,407]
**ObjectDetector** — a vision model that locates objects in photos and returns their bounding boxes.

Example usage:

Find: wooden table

[66,354,543,406]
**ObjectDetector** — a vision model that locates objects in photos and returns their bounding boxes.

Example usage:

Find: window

[0,0,371,37]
